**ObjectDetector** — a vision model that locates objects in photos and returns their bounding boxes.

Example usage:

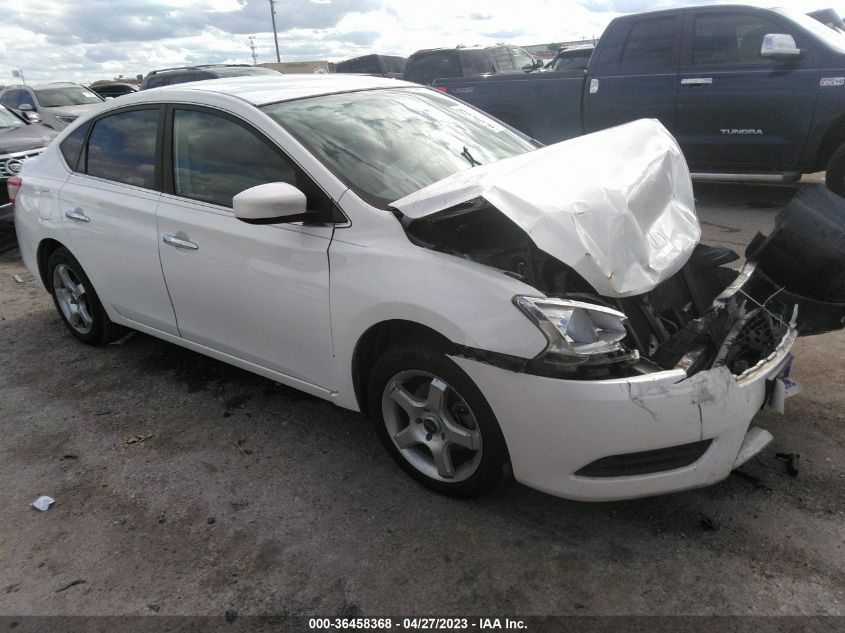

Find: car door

[585,14,681,134]
[155,106,337,389]
[58,106,179,334]
[675,8,819,171]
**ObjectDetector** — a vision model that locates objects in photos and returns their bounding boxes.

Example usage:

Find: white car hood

[392,119,700,298]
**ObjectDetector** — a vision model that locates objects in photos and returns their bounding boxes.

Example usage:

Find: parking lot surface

[0,181,843,617]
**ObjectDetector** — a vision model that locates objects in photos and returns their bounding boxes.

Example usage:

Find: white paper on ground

[392,119,701,298]
[31,495,55,511]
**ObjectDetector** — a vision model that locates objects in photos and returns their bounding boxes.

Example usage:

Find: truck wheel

[825,143,845,197]
[368,342,508,497]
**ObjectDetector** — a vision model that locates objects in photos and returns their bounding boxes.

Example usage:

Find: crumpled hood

[392,119,700,298]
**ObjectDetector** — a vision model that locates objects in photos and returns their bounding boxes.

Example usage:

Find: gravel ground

[0,181,842,618]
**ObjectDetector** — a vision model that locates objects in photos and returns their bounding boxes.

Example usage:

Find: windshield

[0,106,24,129]
[34,86,102,108]
[262,88,537,207]
[777,8,845,54]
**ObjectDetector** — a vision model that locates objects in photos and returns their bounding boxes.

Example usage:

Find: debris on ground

[122,432,154,445]
[54,579,86,593]
[147,602,161,612]
[31,496,54,512]
[62,454,78,460]
[225,609,238,623]
[12,274,24,283]
[207,517,216,525]
[776,453,801,476]
[234,439,253,456]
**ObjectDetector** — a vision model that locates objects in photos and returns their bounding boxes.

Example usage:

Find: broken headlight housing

[514,295,635,365]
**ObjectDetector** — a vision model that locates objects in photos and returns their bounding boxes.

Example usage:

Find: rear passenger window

[171,109,298,208]
[693,14,786,66]
[60,123,89,171]
[86,109,159,189]
[621,17,676,68]
[461,50,494,75]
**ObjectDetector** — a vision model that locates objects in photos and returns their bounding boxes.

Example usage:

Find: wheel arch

[36,238,68,291]
[351,319,455,415]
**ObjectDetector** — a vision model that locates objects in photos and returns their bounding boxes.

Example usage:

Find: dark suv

[335,54,406,79]
[140,64,281,90]
[402,45,541,85]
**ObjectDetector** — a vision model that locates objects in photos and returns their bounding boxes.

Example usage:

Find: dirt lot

[0,181,843,618]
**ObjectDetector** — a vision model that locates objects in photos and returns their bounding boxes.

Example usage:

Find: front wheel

[825,143,845,197]
[368,343,508,497]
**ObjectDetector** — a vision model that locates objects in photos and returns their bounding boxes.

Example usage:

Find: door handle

[65,210,90,223]
[681,77,713,85]
[163,234,199,250]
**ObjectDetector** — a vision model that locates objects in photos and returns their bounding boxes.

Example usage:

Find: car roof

[133,74,410,106]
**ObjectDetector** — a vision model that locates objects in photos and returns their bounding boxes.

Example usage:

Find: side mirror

[233,182,308,224]
[18,103,34,112]
[761,33,801,58]
[22,111,40,123]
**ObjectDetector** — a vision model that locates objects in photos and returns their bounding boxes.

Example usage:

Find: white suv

[11,75,838,500]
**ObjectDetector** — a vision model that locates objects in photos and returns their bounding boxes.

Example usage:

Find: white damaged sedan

[12,75,845,500]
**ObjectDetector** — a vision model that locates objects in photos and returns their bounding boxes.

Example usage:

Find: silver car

[0,82,104,130]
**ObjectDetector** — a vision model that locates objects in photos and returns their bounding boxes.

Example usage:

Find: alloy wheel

[53,263,93,335]
[381,370,483,482]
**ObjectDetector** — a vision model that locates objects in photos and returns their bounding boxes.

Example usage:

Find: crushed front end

[399,185,845,500]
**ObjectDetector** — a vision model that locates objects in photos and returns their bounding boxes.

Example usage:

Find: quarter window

[171,109,298,209]
[621,17,676,68]
[693,14,788,66]
[60,124,89,171]
[86,109,159,189]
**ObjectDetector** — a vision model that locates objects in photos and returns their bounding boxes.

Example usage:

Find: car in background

[12,75,844,501]
[90,83,139,99]
[543,44,594,71]
[0,82,104,130]
[403,45,542,85]
[0,105,56,217]
[335,54,407,79]
[140,64,281,90]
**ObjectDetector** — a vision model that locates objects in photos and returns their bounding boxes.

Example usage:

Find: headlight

[513,295,630,363]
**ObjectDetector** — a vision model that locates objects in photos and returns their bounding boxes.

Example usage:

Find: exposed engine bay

[400,186,845,380]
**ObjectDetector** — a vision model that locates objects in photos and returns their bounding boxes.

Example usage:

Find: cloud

[0,0,833,85]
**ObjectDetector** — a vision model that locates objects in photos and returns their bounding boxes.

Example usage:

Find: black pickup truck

[434,5,845,194]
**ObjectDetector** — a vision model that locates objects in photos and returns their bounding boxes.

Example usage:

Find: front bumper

[450,326,796,501]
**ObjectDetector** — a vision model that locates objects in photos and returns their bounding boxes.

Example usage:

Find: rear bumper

[450,327,796,501]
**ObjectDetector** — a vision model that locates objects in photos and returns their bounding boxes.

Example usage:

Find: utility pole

[268,0,281,63]
[248,35,258,65]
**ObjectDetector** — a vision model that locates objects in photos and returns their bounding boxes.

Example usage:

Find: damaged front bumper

[451,322,796,501]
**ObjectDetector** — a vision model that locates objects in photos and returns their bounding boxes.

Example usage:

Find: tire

[46,247,126,345]
[825,143,845,197]
[367,342,508,497]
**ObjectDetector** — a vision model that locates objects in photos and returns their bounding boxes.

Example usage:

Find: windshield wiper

[461,146,482,167]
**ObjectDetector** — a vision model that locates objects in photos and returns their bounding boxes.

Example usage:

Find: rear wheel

[368,342,507,497]
[825,142,845,197]
[47,247,126,345]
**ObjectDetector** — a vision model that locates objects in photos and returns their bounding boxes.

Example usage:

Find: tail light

[435,86,448,93]
[7,176,21,205]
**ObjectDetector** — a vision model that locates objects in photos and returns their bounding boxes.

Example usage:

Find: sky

[0,0,836,84]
